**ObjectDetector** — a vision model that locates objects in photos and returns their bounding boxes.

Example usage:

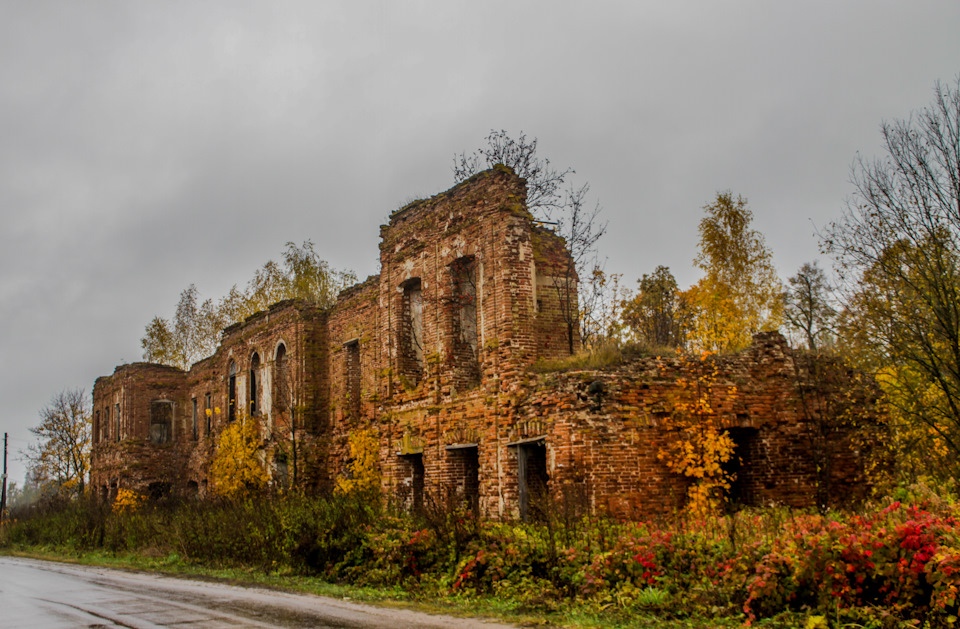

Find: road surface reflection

[0,556,517,629]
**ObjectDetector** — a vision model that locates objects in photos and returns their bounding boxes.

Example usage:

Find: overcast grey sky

[1,1,957,485]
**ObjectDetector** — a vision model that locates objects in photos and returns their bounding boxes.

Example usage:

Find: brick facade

[91,167,882,517]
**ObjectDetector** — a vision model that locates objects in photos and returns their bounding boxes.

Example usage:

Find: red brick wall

[91,301,329,495]
[90,168,882,518]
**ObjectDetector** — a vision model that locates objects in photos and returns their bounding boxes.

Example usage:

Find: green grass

[532,344,624,373]
[531,341,681,374]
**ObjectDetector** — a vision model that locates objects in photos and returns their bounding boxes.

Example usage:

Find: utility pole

[1,432,8,525]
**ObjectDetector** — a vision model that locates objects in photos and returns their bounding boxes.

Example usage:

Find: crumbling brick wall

[326,276,380,482]
[91,300,328,497]
[91,363,190,498]
[90,167,882,518]
[373,332,881,520]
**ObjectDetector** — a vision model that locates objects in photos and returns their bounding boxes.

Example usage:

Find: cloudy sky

[1,1,957,485]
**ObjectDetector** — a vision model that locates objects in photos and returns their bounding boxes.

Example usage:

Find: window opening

[452,257,478,356]
[400,278,424,380]
[274,453,289,488]
[446,446,479,513]
[250,352,260,416]
[115,403,120,441]
[724,427,760,510]
[274,343,288,413]
[450,256,480,387]
[94,410,100,444]
[104,407,110,442]
[191,398,198,441]
[228,361,237,422]
[148,481,171,501]
[345,340,361,420]
[149,400,174,445]
[517,441,549,522]
[204,393,212,436]
[411,453,425,512]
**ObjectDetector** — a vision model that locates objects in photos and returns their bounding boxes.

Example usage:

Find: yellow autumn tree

[141,241,356,369]
[658,352,738,517]
[336,428,380,495]
[685,192,783,353]
[210,414,268,497]
[113,488,145,514]
[25,389,91,497]
[873,363,955,485]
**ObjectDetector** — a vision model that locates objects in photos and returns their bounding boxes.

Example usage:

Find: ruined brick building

[91,167,882,518]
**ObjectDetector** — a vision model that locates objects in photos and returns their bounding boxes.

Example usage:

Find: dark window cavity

[149,400,174,445]
[517,442,549,522]
[345,340,361,420]
[191,397,198,441]
[274,343,288,413]
[204,393,212,435]
[250,352,260,416]
[228,361,237,422]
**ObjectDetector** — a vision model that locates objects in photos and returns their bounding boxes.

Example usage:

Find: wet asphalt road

[0,557,519,628]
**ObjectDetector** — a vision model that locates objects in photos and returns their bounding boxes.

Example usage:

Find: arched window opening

[274,343,288,412]
[250,352,260,416]
[228,361,237,422]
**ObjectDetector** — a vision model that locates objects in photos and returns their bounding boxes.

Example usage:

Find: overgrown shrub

[6,490,960,626]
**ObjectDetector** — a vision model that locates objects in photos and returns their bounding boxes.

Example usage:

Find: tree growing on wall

[823,76,960,480]
[142,241,356,369]
[685,192,783,352]
[454,130,608,352]
[454,130,572,218]
[24,389,91,497]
